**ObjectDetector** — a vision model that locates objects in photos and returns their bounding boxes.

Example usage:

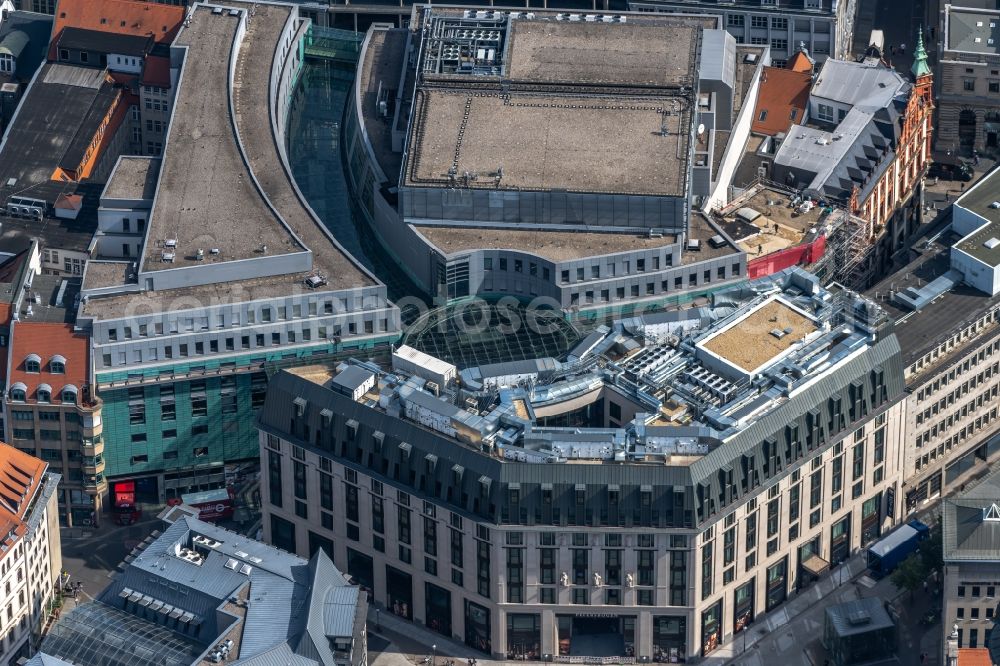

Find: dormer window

[37,384,52,403]
[61,385,78,404]
[24,354,40,373]
[50,355,67,374]
[9,383,26,402]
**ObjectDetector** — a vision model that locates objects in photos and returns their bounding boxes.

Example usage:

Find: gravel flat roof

[700,298,816,372]
[413,226,678,262]
[406,89,690,195]
[144,7,303,272]
[142,3,371,287]
[505,19,698,88]
[102,156,159,201]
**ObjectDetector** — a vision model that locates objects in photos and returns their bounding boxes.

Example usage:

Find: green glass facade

[97,336,397,480]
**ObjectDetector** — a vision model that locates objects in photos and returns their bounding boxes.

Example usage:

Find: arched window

[61,385,78,404]
[24,353,40,373]
[50,355,67,374]
[37,383,51,403]
[9,383,26,401]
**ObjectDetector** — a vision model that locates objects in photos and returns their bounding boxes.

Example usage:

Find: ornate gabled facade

[772,29,934,288]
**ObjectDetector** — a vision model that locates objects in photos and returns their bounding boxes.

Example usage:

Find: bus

[167,487,235,522]
[113,481,142,525]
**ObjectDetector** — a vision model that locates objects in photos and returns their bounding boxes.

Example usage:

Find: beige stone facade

[261,399,906,662]
[935,5,1000,154]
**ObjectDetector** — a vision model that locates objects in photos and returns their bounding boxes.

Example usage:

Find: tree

[890,552,926,600]
[918,527,943,575]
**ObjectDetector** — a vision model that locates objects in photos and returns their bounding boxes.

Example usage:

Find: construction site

[710,178,878,291]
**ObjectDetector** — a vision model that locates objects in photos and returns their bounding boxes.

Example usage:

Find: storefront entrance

[386,566,412,620]
[557,615,635,658]
[652,616,686,663]
[465,601,491,654]
[425,583,451,637]
[507,614,541,660]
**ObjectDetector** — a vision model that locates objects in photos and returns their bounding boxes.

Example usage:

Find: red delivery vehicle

[168,487,235,522]
[113,481,142,525]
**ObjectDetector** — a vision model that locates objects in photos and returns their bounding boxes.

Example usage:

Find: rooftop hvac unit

[304,274,328,289]
[161,251,175,262]
[989,201,1000,209]
[164,238,177,248]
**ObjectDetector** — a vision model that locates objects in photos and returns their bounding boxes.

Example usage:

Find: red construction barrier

[747,235,826,279]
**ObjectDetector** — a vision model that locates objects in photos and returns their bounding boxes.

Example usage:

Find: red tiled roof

[0,441,46,561]
[141,54,170,88]
[0,303,11,395]
[48,0,185,62]
[9,322,90,405]
[958,649,993,666]
[788,50,814,73]
[751,66,812,137]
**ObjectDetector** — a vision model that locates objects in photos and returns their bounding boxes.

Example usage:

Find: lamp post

[376,607,381,633]
[432,644,437,666]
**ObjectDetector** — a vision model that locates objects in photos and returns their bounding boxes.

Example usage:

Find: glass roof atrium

[39,602,205,666]
[401,301,582,368]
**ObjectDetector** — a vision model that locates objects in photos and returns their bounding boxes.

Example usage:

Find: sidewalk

[703,553,870,665]
[368,607,494,666]
[366,553,869,666]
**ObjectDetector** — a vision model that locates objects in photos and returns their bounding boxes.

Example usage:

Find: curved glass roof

[39,603,204,666]
[401,301,581,369]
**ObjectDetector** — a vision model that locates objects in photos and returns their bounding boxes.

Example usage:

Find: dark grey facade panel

[401,187,687,231]
[259,332,903,531]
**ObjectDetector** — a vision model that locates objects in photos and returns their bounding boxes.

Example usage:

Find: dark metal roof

[943,467,1000,562]
[0,11,53,81]
[825,597,895,638]
[0,63,110,206]
[865,224,1000,371]
[258,333,904,530]
[331,365,374,393]
[52,514,366,666]
[57,26,153,57]
[59,79,120,172]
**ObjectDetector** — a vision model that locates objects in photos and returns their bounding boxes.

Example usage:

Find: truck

[167,486,235,522]
[866,519,930,578]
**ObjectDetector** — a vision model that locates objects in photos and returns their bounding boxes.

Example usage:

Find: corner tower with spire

[911,30,932,80]
[906,28,934,158]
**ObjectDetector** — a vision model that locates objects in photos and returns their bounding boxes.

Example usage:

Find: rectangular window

[810,470,823,508]
[745,512,757,552]
[268,450,282,507]
[128,388,146,425]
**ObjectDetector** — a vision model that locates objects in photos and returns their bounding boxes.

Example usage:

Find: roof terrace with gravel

[143,7,303,272]
[403,12,699,197]
[141,3,371,288]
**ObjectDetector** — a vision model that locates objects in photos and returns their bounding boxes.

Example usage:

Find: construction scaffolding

[821,208,877,292]
[713,178,877,291]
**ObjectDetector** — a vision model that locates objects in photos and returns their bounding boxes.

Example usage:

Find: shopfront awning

[802,554,829,576]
